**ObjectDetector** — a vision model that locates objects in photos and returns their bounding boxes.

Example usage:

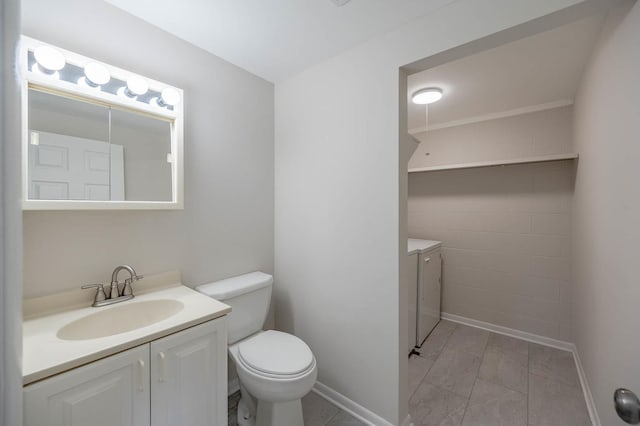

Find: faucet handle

[121,275,142,297]
[81,284,107,305]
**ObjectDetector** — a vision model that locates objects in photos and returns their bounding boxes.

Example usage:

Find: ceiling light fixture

[33,45,65,75]
[412,87,443,105]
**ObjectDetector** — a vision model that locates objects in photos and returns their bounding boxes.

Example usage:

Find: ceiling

[407,14,606,131]
[104,0,457,83]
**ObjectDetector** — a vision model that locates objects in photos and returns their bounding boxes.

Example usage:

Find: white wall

[21,0,274,298]
[410,106,574,169]
[274,0,584,423]
[1,0,23,424]
[409,160,574,341]
[572,1,640,424]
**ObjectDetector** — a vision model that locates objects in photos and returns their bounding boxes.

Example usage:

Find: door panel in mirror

[28,89,112,201]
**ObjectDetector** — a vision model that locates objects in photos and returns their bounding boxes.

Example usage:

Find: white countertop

[23,283,230,385]
[408,238,442,255]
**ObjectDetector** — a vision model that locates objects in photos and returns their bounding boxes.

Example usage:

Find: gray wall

[410,106,574,169]
[408,108,575,341]
[572,2,640,424]
[22,0,274,298]
[2,0,23,424]
[409,160,574,341]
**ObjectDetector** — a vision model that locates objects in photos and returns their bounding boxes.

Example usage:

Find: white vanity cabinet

[24,318,227,426]
[150,319,227,426]
[24,345,151,426]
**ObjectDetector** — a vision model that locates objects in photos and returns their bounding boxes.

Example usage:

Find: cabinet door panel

[24,345,150,426]
[151,319,227,426]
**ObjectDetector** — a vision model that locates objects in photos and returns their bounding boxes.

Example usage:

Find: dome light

[33,46,65,73]
[157,87,180,107]
[84,62,110,87]
[412,87,443,105]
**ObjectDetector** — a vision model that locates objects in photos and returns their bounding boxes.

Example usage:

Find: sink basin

[57,299,185,341]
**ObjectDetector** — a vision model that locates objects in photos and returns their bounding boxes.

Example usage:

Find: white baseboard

[228,377,240,396]
[231,377,407,425]
[441,312,599,425]
[572,347,600,426]
[312,381,396,426]
[440,312,573,351]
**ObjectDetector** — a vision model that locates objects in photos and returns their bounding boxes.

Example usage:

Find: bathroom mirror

[21,36,183,210]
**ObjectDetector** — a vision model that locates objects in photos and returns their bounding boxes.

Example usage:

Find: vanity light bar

[24,38,181,111]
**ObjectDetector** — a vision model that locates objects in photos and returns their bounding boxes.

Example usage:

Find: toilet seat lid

[238,330,314,376]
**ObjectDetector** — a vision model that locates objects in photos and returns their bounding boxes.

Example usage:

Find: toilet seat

[237,330,314,377]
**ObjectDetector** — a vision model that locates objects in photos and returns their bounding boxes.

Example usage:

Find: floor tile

[445,325,489,357]
[461,379,526,426]
[419,321,457,359]
[302,391,340,426]
[409,382,467,426]
[478,346,528,394]
[409,354,437,397]
[529,343,580,388]
[326,410,366,426]
[435,319,458,334]
[228,390,241,410]
[425,347,482,398]
[228,392,239,426]
[529,373,590,426]
[486,333,528,364]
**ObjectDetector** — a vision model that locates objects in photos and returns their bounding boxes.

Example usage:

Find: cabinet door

[150,319,227,426]
[24,345,150,426]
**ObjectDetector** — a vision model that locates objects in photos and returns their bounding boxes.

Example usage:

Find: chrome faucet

[82,265,144,307]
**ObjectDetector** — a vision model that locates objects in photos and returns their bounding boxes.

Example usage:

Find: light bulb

[33,46,65,72]
[158,87,180,107]
[125,75,149,97]
[412,88,443,105]
[84,62,110,87]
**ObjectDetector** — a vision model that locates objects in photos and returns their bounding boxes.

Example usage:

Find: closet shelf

[408,153,578,173]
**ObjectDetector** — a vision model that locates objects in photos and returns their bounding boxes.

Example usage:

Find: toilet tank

[196,272,273,344]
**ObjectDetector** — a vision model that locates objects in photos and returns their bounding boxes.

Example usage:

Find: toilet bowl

[196,272,317,426]
[230,330,317,426]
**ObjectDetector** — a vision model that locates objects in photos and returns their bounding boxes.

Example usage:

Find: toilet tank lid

[196,271,273,300]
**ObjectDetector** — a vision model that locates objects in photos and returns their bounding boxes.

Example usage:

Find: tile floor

[228,389,366,426]
[409,320,591,426]
[227,320,590,426]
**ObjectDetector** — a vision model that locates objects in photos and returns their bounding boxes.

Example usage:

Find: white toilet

[196,272,317,426]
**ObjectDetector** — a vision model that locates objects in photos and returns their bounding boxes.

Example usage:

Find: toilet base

[256,399,304,426]
[236,382,304,426]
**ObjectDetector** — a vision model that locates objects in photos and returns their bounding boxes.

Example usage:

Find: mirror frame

[20,36,184,210]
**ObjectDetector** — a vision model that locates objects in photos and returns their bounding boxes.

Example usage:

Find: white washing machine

[407,239,442,352]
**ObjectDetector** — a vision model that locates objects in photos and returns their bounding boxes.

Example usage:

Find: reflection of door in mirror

[28,131,124,200]
[28,89,126,201]
[28,88,174,203]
